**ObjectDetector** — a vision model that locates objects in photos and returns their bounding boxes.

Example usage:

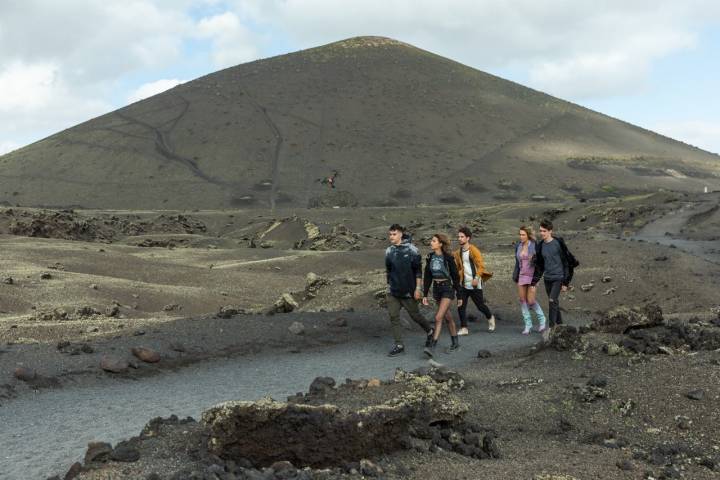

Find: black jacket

[531,236,576,287]
[385,233,422,297]
[423,251,461,298]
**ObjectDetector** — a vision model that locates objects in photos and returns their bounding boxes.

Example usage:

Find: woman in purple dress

[512,226,547,334]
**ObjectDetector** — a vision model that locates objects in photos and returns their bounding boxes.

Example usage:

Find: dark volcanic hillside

[2,36,718,209]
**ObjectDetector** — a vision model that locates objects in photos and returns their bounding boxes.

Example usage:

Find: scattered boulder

[367,378,381,388]
[603,287,617,295]
[548,325,582,351]
[288,321,305,335]
[309,376,336,395]
[359,459,384,477]
[3,277,13,285]
[305,272,328,290]
[686,389,705,401]
[105,305,120,317]
[603,343,621,356]
[131,347,161,363]
[328,317,348,327]
[601,276,612,283]
[110,442,140,462]
[100,355,129,373]
[477,350,492,359]
[342,277,363,285]
[40,272,53,280]
[75,306,102,317]
[84,442,113,464]
[13,367,37,382]
[580,283,594,292]
[57,341,94,355]
[217,305,246,318]
[268,293,299,314]
[63,462,83,480]
[162,304,180,312]
[592,304,664,334]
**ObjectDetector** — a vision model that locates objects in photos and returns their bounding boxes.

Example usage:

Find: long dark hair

[432,233,452,256]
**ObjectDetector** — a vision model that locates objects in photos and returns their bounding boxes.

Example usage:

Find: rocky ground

[50,306,720,480]
[1,191,719,479]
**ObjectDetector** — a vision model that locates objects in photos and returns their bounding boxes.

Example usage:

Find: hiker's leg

[386,295,404,345]
[401,297,431,333]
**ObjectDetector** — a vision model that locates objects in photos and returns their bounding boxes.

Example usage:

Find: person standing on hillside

[531,220,578,340]
[512,225,547,334]
[454,227,496,334]
[422,233,463,356]
[385,224,435,357]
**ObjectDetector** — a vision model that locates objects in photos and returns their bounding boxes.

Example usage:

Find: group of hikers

[384,220,578,357]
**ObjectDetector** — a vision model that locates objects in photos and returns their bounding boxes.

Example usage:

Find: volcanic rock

[270,294,299,314]
[13,367,37,382]
[84,442,113,464]
[131,347,161,363]
[592,304,664,334]
[202,370,467,468]
[288,321,305,335]
[308,376,336,395]
[100,355,129,373]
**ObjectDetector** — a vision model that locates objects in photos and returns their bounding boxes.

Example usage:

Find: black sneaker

[388,344,405,357]
[423,340,436,358]
[425,328,435,348]
[445,343,460,354]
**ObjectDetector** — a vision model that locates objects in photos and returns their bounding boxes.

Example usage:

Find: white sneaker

[458,327,469,336]
[488,315,496,332]
[541,327,551,343]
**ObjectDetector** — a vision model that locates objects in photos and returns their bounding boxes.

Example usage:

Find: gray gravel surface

[1,321,535,480]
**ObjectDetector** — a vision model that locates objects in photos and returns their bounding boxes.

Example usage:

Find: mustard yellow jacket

[454,244,493,285]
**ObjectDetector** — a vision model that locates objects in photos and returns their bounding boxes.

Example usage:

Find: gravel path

[1,321,535,479]
[636,202,720,265]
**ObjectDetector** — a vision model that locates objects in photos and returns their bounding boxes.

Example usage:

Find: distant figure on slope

[531,219,579,341]
[512,225,546,335]
[385,224,435,357]
[422,233,463,357]
[316,170,340,189]
[454,226,496,335]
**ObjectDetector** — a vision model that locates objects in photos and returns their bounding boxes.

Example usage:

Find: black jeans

[544,279,563,327]
[457,288,493,328]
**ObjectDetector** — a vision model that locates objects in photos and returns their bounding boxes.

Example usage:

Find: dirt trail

[2,322,536,479]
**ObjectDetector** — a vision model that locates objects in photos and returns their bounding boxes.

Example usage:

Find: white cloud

[230,0,720,99]
[127,79,185,104]
[0,61,60,111]
[0,140,21,156]
[196,12,261,68]
[653,120,720,155]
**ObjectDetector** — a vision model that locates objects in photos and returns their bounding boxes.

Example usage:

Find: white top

[462,248,481,290]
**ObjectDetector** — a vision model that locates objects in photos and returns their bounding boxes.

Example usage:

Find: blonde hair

[519,225,535,241]
[432,233,452,255]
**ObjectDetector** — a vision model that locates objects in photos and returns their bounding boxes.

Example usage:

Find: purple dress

[518,248,534,285]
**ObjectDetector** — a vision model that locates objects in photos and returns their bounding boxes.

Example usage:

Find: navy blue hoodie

[385,233,422,298]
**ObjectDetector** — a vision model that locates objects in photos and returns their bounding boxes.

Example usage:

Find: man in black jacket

[531,220,577,339]
[385,224,433,356]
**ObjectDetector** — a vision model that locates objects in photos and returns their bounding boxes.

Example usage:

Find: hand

[414,290,422,301]
[561,285,568,292]
[471,278,479,288]
[457,299,463,307]
[422,297,429,306]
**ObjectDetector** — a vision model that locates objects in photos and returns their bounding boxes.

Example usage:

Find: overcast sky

[1,0,719,155]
